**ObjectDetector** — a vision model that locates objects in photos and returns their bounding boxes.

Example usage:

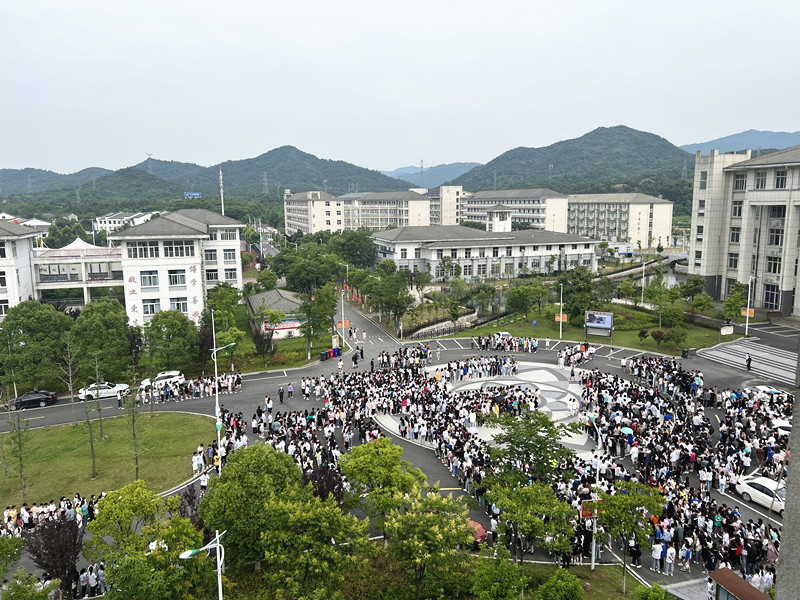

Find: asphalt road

[6,303,791,588]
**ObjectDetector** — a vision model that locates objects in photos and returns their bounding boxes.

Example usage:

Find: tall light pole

[745,275,756,336]
[180,530,226,600]
[559,283,564,340]
[210,310,235,471]
[641,261,646,305]
[340,289,346,351]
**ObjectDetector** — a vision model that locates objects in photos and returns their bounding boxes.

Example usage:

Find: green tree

[487,411,579,485]
[529,278,552,317]
[256,267,278,291]
[556,267,598,326]
[485,482,573,561]
[198,445,304,570]
[385,485,474,600]
[506,285,532,317]
[412,269,432,299]
[144,310,199,372]
[661,305,685,327]
[0,301,73,389]
[594,277,617,304]
[262,485,371,599]
[681,273,706,301]
[2,567,58,600]
[692,291,713,314]
[619,278,636,301]
[538,568,584,600]
[242,224,260,246]
[85,480,179,561]
[340,437,426,535]
[8,413,29,504]
[635,582,670,600]
[71,298,131,382]
[206,282,242,332]
[471,543,526,600]
[105,515,216,600]
[597,481,666,593]
[664,326,688,347]
[723,281,748,321]
[644,270,667,328]
[0,535,24,579]
[298,283,337,359]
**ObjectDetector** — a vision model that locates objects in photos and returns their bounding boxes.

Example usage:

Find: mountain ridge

[681,129,800,154]
[381,162,481,188]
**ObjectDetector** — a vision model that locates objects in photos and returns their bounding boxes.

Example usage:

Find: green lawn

[449,304,739,355]
[523,563,646,599]
[0,412,214,508]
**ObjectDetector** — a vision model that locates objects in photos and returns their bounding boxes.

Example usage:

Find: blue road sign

[531,320,538,327]
[184,192,202,199]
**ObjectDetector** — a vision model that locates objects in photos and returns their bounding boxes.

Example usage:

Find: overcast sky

[2,1,797,174]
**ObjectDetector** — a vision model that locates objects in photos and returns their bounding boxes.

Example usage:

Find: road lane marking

[454,339,464,349]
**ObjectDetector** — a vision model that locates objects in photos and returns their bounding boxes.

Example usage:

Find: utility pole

[219,168,225,216]
[559,283,564,340]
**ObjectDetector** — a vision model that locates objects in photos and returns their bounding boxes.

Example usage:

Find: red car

[468,519,488,549]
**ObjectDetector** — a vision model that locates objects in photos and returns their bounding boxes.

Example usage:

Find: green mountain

[134,146,413,197]
[0,166,112,195]
[448,126,695,215]
[681,129,800,154]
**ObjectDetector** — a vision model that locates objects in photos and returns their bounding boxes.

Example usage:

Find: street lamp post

[641,261,646,305]
[337,263,349,351]
[340,289,346,352]
[180,529,226,600]
[745,275,757,336]
[210,310,235,472]
[559,283,564,340]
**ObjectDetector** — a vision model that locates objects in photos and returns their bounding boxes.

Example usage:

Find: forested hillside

[449,126,695,214]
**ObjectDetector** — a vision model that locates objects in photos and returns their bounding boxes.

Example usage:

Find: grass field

[523,563,646,598]
[0,412,214,508]
[447,304,739,355]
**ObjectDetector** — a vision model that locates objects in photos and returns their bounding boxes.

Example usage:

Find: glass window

[204,249,217,262]
[505,247,512,257]
[142,299,160,316]
[728,253,739,269]
[225,268,237,281]
[436,249,443,259]
[479,248,485,258]
[464,249,471,258]
[141,270,158,287]
[492,247,499,258]
[127,242,159,259]
[223,249,237,262]
[776,170,788,189]
[731,200,743,218]
[170,297,188,314]
[770,206,786,218]
[766,257,782,274]
[0,271,5,288]
[733,173,747,191]
[755,171,767,190]
[168,269,186,287]
[764,284,780,310]
[163,241,195,258]
[730,227,741,243]
[400,248,407,259]
[206,269,219,282]
[768,229,784,246]
[0,300,8,315]
[0,242,5,259]
[414,248,421,259]
[220,229,238,241]
[699,171,708,190]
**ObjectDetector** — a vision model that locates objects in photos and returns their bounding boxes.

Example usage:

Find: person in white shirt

[664,543,676,576]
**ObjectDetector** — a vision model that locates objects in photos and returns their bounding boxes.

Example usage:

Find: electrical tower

[420,160,424,188]
[219,168,225,216]
[145,153,154,175]
[262,172,269,195]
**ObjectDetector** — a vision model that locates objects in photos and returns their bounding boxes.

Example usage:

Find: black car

[10,390,57,410]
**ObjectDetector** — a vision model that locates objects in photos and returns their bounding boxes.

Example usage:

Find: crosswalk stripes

[698,338,796,386]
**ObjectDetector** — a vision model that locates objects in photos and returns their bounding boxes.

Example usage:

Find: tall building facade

[689,147,800,316]
[566,193,673,249]
[284,190,430,235]
[459,189,569,230]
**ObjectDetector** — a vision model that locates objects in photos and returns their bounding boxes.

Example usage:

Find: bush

[661,305,686,327]
[537,568,583,600]
[650,330,665,346]
[663,326,688,347]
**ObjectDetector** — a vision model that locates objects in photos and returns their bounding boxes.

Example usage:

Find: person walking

[745,354,752,371]
[278,386,284,404]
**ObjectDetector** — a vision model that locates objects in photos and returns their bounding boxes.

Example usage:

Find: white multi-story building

[93,212,155,233]
[459,189,569,231]
[428,185,463,226]
[110,209,244,326]
[0,222,39,317]
[284,190,431,235]
[372,206,597,282]
[689,146,800,316]
[566,193,673,249]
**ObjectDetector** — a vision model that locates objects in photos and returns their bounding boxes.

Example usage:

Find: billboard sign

[720,325,734,336]
[585,311,613,337]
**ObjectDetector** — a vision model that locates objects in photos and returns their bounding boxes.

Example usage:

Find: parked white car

[734,476,785,517]
[140,371,185,391]
[78,382,130,401]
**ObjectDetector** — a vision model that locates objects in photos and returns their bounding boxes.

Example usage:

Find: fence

[405,311,511,340]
